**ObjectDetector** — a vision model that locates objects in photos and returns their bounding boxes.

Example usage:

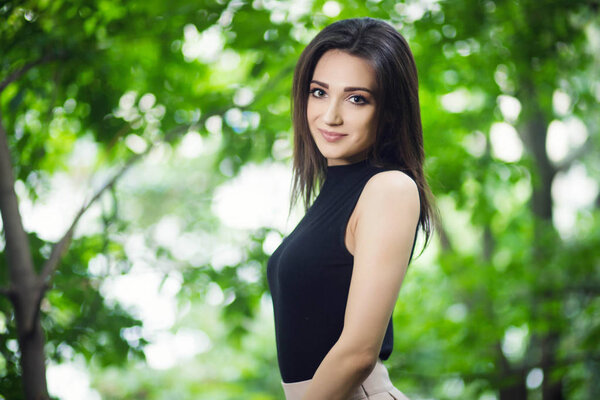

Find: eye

[309,88,326,98]
[348,95,368,105]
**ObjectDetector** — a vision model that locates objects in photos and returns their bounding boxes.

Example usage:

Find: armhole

[339,171,387,259]
[339,188,365,259]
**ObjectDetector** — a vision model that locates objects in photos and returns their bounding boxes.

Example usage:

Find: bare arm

[301,171,420,400]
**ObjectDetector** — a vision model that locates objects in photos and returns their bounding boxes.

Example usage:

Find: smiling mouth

[319,128,347,142]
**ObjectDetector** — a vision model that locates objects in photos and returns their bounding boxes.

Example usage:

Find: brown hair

[289,17,439,258]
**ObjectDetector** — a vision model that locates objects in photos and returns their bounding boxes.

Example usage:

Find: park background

[1,0,599,399]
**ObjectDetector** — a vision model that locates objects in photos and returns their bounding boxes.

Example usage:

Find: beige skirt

[281,359,410,400]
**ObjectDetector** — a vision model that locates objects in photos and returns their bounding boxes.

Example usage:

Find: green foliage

[45,234,145,366]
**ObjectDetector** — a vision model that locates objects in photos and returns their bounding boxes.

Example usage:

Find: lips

[319,128,347,143]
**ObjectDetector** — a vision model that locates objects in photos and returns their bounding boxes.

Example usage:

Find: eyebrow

[310,80,373,94]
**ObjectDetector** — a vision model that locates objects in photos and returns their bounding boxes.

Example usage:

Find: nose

[322,99,343,126]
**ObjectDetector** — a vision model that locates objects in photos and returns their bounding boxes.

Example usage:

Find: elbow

[348,349,378,377]
[360,352,378,373]
[336,337,379,375]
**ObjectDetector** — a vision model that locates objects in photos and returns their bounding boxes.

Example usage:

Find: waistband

[281,359,403,400]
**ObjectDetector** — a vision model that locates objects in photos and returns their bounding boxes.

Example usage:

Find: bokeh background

[1,0,599,399]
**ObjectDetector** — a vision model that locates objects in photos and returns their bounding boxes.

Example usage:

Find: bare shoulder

[351,170,421,255]
[361,170,420,211]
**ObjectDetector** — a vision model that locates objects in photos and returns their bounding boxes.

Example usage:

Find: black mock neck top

[266,158,418,383]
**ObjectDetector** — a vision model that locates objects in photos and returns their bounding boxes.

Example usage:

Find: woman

[266,17,438,400]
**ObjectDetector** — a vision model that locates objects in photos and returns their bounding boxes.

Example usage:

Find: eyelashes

[348,95,368,105]
[309,88,326,98]
[308,87,369,105]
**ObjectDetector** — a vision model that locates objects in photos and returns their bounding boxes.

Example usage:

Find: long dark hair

[289,17,439,258]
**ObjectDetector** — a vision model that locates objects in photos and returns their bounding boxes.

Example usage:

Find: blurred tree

[392,1,600,399]
[0,0,305,398]
[0,0,234,398]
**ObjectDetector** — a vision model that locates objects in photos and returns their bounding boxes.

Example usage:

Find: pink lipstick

[319,128,347,143]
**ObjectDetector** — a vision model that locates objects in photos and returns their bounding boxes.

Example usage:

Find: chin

[317,147,345,161]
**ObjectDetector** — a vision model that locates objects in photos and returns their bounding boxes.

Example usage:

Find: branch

[539,283,600,298]
[38,149,147,287]
[0,286,15,298]
[0,108,40,336]
[0,52,68,94]
[36,119,191,289]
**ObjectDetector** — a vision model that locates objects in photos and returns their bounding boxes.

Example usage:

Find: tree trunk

[496,340,527,400]
[518,84,565,400]
[541,333,563,400]
[17,315,49,400]
[0,111,50,399]
[498,372,527,400]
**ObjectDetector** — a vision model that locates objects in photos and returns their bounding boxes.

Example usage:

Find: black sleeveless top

[266,158,418,383]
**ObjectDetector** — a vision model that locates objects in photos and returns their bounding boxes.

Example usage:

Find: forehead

[312,50,376,89]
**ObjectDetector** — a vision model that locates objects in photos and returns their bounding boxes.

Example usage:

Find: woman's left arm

[301,171,421,400]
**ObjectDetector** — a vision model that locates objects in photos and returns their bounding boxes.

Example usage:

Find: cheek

[306,102,318,139]
[306,101,319,123]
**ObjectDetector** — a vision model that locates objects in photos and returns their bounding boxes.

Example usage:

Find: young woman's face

[307,49,378,166]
